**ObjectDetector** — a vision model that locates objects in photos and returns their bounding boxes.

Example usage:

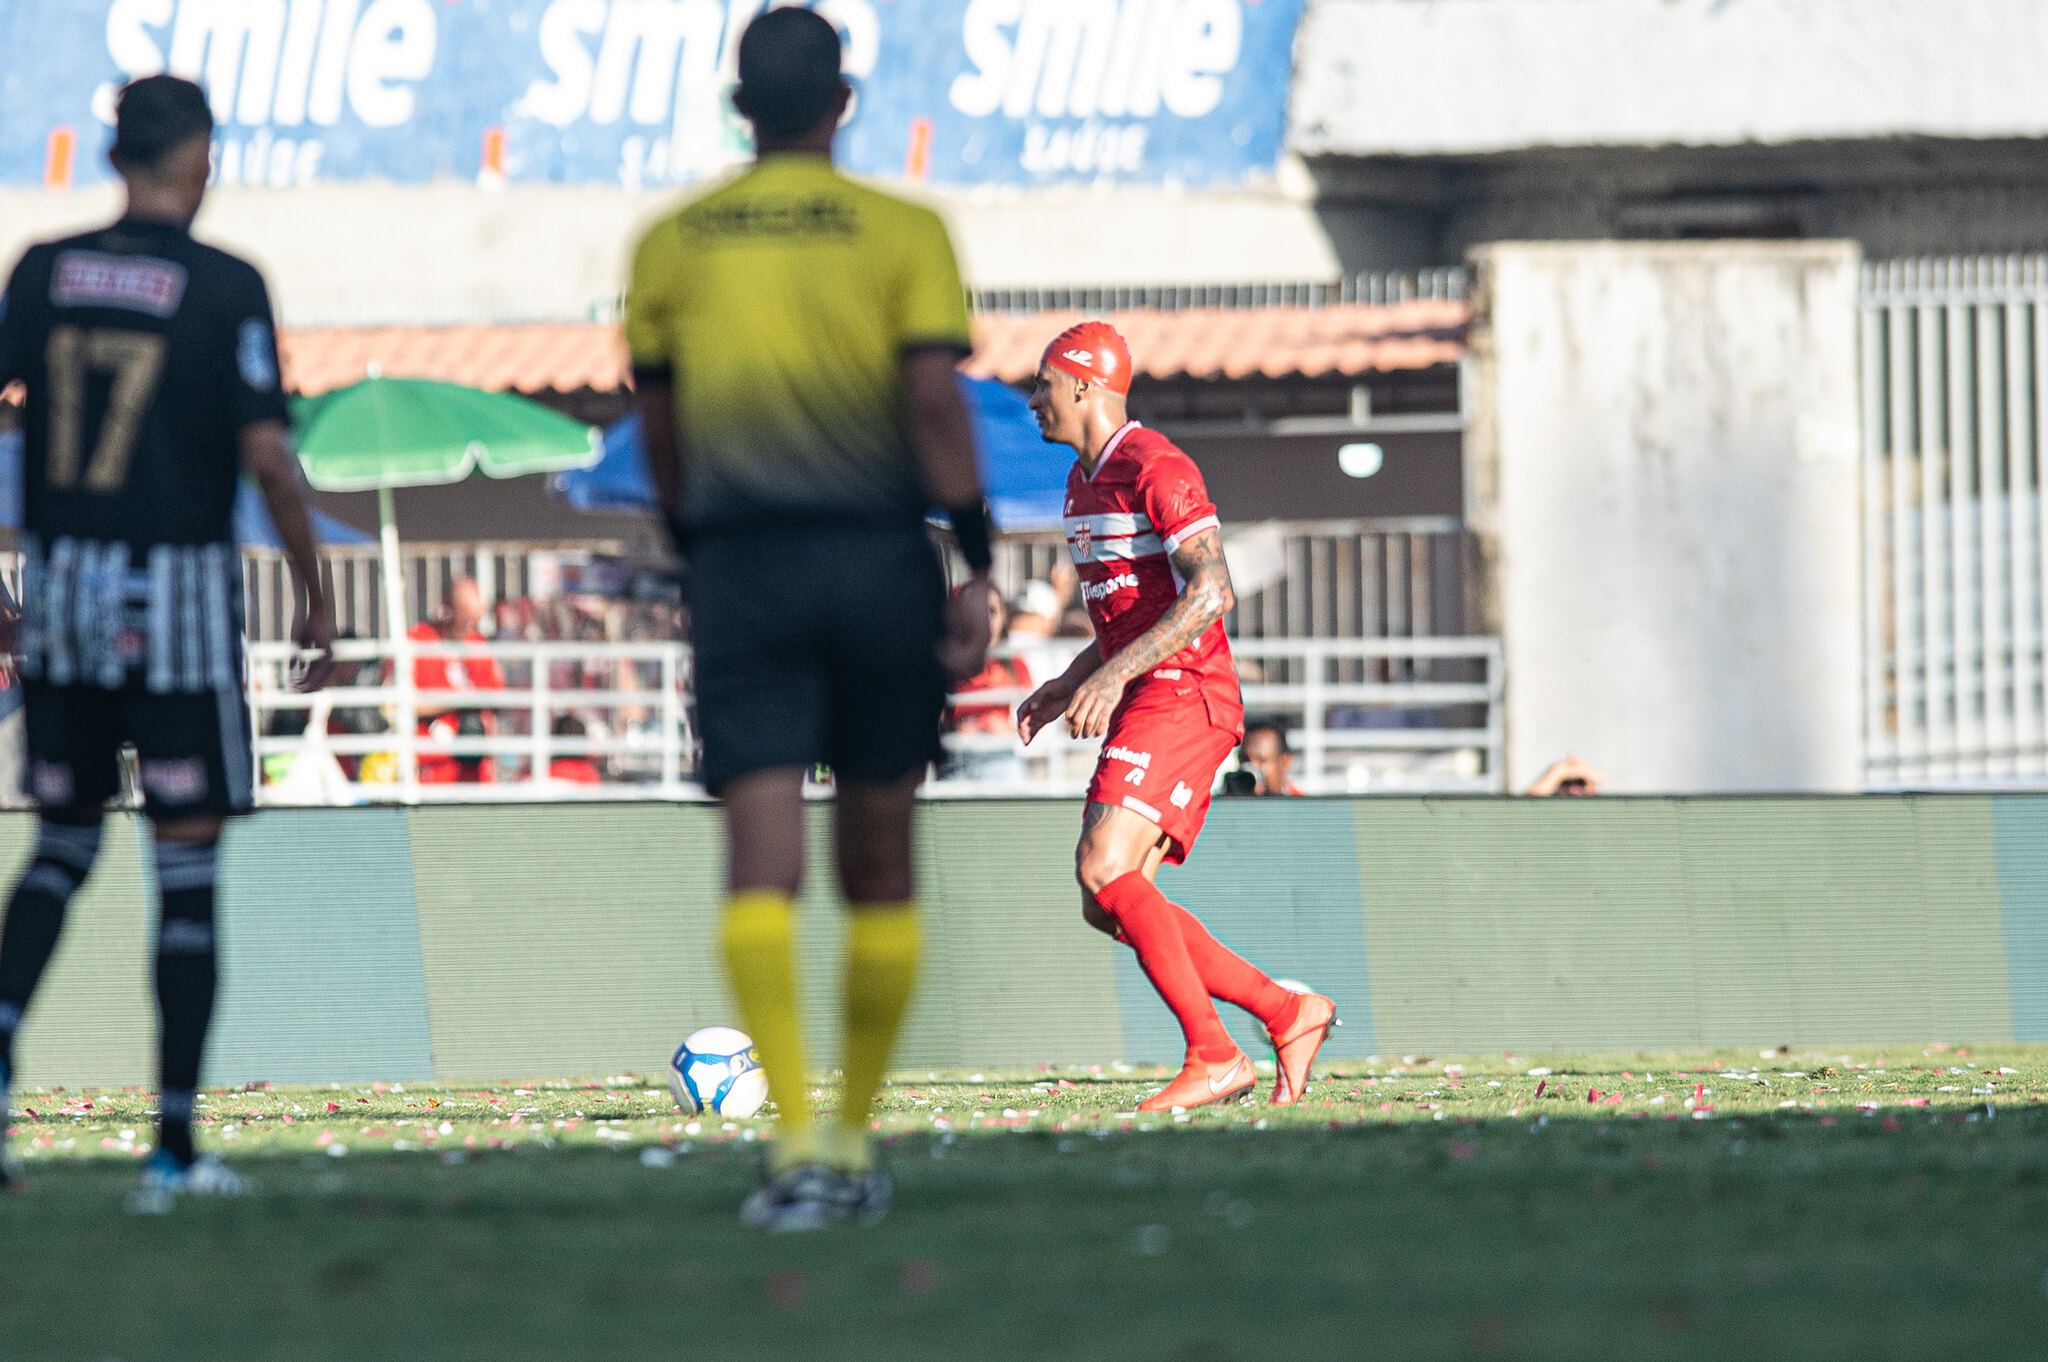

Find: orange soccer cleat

[1268,992,1337,1106]
[1137,1049,1257,1113]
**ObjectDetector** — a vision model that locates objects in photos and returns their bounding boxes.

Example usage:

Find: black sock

[0,819,103,1080]
[154,839,220,1167]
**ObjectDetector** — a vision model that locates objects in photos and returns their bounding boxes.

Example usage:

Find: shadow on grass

[6,1100,2048,1361]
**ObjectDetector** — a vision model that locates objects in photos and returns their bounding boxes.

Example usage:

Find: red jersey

[1064,422,1242,731]
[403,622,506,695]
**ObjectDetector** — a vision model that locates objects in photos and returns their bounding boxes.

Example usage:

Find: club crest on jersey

[1170,782,1195,809]
[1072,522,1092,559]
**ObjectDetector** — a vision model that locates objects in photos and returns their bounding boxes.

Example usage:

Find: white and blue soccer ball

[668,1026,769,1119]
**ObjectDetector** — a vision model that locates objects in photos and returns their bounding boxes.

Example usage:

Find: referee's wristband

[948,500,994,574]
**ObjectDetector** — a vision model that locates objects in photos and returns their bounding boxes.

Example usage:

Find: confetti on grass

[9,1047,2048,1170]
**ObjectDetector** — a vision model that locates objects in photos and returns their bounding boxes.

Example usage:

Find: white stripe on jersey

[22,536,239,694]
[71,540,105,686]
[178,546,204,693]
[1163,514,1220,554]
[1066,511,1153,537]
[1070,533,1166,563]
[17,535,41,681]
[148,545,176,694]
[45,537,77,686]
[215,682,252,809]
[1066,511,1166,563]
[200,543,235,690]
[94,541,131,689]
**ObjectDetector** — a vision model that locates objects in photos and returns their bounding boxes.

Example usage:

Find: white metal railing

[933,636,1502,797]
[247,638,696,804]
[248,635,1504,803]
[1861,255,2048,787]
[945,635,1503,795]
[1236,636,1502,794]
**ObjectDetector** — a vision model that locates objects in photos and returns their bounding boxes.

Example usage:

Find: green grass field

[7,1045,2048,1360]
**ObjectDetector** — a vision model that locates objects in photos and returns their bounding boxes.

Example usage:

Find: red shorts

[1085,677,1242,864]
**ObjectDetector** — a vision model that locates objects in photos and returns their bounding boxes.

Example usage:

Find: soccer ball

[668,1026,769,1119]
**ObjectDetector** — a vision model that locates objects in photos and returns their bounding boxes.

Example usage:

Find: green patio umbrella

[292,376,603,645]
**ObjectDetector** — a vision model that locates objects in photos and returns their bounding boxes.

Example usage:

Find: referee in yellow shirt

[627,7,993,1231]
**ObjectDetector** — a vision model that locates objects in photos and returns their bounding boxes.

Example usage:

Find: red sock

[1168,903,1299,1031]
[1095,872,1238,1062]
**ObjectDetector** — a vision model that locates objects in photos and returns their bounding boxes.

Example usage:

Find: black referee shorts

[690,524,947,794]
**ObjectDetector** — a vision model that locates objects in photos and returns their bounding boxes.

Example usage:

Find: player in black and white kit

[0,76,335,1201]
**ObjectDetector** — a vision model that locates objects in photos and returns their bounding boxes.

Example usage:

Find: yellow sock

[719,891,816,1170]
[838,903,921,1168]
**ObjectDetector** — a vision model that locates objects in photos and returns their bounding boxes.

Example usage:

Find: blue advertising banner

[0,0,1303,191]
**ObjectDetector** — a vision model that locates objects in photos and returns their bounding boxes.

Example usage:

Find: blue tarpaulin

[231,482,375,552]
[553,375,1072,533]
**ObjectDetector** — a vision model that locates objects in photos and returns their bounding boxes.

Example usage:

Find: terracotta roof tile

[962,299,1469,384]
[281,323,631,397]
[280,300,1467,397]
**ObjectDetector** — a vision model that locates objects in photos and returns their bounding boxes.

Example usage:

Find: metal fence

[248,634,1504,805]
[987,519,1467,644]
[971,269,1469,316]
[250,519,1471,649]
[243,542,636,644]
[1861,255,2048,786]
[1222,518,1466,644]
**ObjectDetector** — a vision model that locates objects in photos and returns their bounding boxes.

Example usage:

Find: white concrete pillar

[1464,241,1863,793]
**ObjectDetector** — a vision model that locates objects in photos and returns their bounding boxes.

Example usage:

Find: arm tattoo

[1099,527,1234,683]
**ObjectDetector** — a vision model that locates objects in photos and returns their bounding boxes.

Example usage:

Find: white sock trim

[154,840,219,895]
[34,820,102,873]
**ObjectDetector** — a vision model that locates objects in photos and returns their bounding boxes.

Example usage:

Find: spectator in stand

[1240,718,1304,796]
[1048,559,1094,638]
[548,713,603,785]
[322,637,387,781]
[400,577,505,784]
[942,589,1030,784]
[1526,754,1605,796]
[1007,579,1061,641]
[1003,579,1067,690]
[946,590,1029,734]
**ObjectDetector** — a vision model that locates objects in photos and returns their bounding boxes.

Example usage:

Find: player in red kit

[1016,322,1337,1113]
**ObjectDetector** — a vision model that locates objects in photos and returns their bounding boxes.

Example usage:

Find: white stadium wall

[0,180,1340,328]
[1293,0,2048,156]
[1463,241,1863,795]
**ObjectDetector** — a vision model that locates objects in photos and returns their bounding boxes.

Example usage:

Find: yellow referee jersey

[626,153,972,534]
